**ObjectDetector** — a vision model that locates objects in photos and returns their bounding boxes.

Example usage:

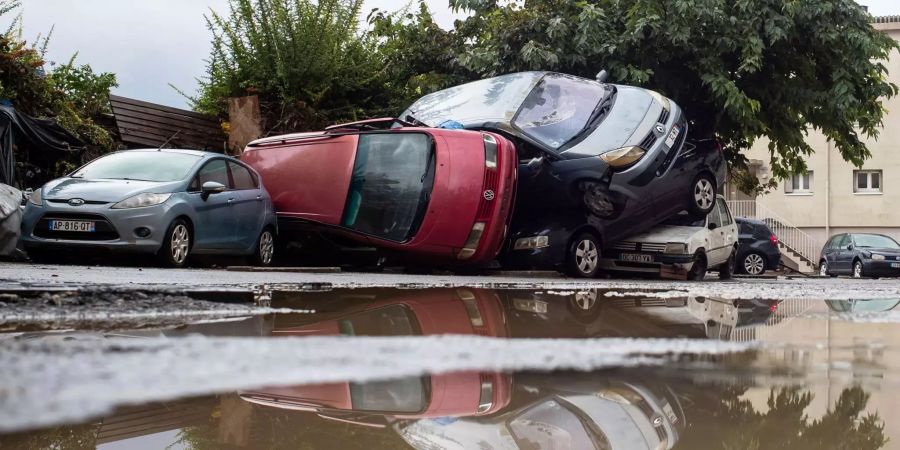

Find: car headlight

[483,134,498,169]
[27,188,42,206]
[665,243,688,254]
[599,146,646,168]
[872,254,886,261]
[514,235,549,250]
[111,193,172,209]
[457,222,486,260]
[648,90,671,113]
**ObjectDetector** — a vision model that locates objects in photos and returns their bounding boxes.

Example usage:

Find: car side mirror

[200,181,226,200]
[708,223,719,231]
[847,244,854,251]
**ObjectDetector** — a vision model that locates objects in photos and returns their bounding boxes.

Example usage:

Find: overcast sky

[5,0,899,110]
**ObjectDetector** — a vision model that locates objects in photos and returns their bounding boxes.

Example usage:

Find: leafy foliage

[0,0,118,168]
[192,0,470,134]
[449,0,898,191]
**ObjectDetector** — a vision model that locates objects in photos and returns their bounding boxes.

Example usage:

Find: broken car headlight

[514,236,550,250]
[111,193,173,209]
[458,222,486,260]
[665,243,688,254]
[599,146,646,168]
[27,188,43,206]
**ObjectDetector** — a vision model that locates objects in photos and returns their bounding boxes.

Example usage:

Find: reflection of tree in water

[0,423,100,450]
[676,385,887,450]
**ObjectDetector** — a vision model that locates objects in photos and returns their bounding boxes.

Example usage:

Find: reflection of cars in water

[396,374,684,450]
[241,124,517,265]
[825,299,900,313]
[601,195,738,280]
[240,288,512,421]
[819,233,900,279]
[20,149,278,267]
[402,71,726,277]
[734,217,782,275]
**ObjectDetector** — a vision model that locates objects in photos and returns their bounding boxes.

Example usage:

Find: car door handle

[227,198,235,203]
[256,195,263,201]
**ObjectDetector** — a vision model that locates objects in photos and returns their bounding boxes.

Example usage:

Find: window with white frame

[785,171,813,194]
[854,170,882,194]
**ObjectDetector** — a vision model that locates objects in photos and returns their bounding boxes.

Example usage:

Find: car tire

[742,252,767,276]
[567,290,603,323]
[688,173,716,216]
[250,228,276,267]
[719,250,736,280]
[687,251,708,281]
[853,260,865,279]
[158,219,191,268]
[566,233,601,278]
[819,260,830,277]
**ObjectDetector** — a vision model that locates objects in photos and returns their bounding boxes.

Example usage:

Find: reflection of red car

[241,119,517,264]
[241,288,511,421]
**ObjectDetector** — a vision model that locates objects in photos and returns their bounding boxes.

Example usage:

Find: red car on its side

[240,288,512,422]
[241,119,517,265]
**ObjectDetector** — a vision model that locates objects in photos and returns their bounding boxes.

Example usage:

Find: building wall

[739,23,900,248]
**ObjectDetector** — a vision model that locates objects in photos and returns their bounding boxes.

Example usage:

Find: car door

[704,201,726,266]
[716,198,738,261]
[189,159,239,249]
[227,161,265,249]
[833,234,852,273]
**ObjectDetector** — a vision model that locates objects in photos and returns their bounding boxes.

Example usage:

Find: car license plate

[892,263,900,269]
[621,253,654,263]
[665,125,680,148]
[49,220,96,232]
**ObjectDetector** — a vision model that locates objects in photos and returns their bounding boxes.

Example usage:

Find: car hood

[622,225,701,244]
[42,178,183,203]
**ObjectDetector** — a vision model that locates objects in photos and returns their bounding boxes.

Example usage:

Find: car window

[661,211,705,227]
[514,74,611,150]
[716,199,733,226]
[195,159,231,190]
[837,234,850,248]
[707,204,721,229]
[853,234,900,249]
[229,162,257,190]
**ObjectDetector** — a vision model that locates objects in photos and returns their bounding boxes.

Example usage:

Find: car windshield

[338,305,419,337]
[72,151,201,182]
[508,399,610,450]
[514,74,611,150]
[662,211,706,227]
[349,377,427,413]
[854,234,900,249]
[341,133,434,242]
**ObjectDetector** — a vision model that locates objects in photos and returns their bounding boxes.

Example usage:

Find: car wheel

[819,260,829,277]
[719,250,736,280]
[688,174,716,216]
[853,260,864,279]
[159,219,191,268]
[250,228,276,267]
[567,290,603,323]
[742,252,767,276]
[566,233,601,278]
[687,251,708,281]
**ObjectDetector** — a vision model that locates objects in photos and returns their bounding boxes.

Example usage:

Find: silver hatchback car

[20,149,277,267]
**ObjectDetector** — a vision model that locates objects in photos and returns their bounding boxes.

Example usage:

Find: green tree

[449,0,898,192]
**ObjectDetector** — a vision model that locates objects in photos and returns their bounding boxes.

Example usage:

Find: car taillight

[770,234,778,245]
[458,222,486,260]
[483,134,498,170]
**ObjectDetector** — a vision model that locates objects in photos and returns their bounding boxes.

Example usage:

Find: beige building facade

[728,17,900,268]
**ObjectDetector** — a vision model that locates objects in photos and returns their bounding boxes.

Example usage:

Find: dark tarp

[0,105,84,188]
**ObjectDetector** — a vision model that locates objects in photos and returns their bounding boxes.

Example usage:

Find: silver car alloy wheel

[744,253,765,275]
[694,179,714,210]
[853,262,863,278]
[819,262,828,277]
[171,224,190,265]
[573,291,598,310]
[575,239,599,274]
[259,231,274,265]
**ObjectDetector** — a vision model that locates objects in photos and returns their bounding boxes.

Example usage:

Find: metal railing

[727,200,821,266]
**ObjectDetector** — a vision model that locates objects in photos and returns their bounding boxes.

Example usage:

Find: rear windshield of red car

[341,133,435,242]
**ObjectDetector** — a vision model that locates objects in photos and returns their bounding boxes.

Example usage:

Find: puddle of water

[2,287,900,449]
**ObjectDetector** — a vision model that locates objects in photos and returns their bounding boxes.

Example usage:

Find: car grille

[639,132,658,151]
[33,213,120,241]
[613,242,666,253]
[476,167,499,220]
[609,298,668,308]
[46,199,109,205]
[658,107,670,125]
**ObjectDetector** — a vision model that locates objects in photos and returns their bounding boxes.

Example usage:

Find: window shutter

[784,178,794,194]
[807,171,814,192]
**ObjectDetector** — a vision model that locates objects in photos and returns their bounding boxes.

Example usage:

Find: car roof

[735,217,765,225]
[126,148,218,157]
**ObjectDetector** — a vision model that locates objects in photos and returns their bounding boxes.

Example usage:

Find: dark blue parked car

[734,218,781,275]
[819,233,900,278]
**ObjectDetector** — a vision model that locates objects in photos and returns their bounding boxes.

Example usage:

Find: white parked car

[600,196,738,280]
